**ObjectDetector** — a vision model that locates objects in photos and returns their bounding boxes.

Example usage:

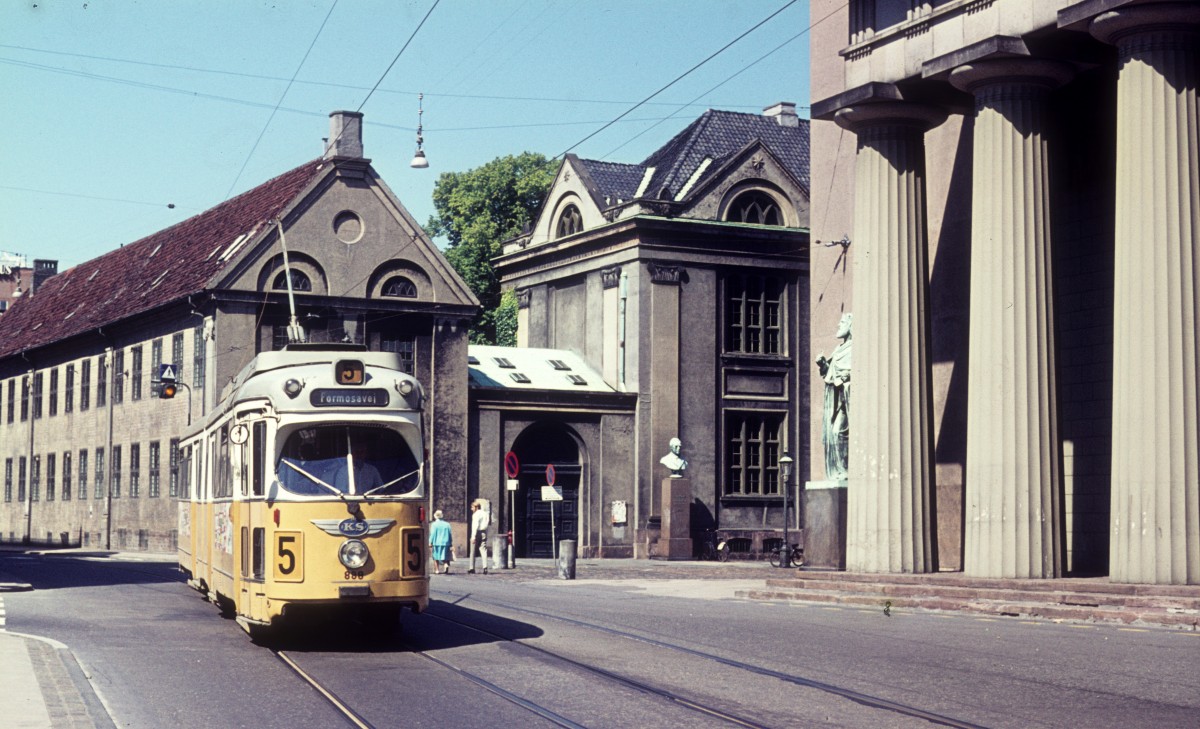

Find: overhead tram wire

[226,0,340,198]
[317,0,441,160]
[598,1,845,161]
[553,0,799,161]
[354,0,440,115]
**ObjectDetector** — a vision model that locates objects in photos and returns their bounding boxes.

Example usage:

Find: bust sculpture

[659,437,687,478]
[815,313,851,483]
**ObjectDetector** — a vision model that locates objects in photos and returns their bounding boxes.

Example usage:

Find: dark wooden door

[520,468,578,559]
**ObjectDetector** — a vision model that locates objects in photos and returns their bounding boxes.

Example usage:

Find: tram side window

[214,426,232,500]
[180,445,192,500]
[196,442,205,500]
[252,422,266,497]
[252,527,265,579]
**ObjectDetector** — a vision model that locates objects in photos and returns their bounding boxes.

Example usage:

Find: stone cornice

[495,215,808,284]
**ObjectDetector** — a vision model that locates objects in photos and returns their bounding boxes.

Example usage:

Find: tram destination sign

[309,388,390,408]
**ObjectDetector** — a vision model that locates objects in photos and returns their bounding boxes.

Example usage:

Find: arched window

[727,190,784,226]
[273,270,312,292]
[382,276,418,298]
[555,204,583,238]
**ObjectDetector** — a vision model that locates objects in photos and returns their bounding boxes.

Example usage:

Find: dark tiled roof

[640,109,810,200]
[0,158,327,358]
[575,159,647,205]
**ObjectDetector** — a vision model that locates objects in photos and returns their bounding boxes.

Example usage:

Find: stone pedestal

[658,477,692,560]
[803,481,847,570]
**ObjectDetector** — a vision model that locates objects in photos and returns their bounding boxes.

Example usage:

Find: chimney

[324,111,364,160]
[763,102,799,127]
[32,259,57,294]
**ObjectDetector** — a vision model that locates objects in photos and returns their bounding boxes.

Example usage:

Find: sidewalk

[0,551,123,729]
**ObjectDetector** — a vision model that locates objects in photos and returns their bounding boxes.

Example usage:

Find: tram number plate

[274,531,304,582]
[401,528,424,578]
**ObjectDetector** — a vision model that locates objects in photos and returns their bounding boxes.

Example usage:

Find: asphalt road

[1,552,1198,728]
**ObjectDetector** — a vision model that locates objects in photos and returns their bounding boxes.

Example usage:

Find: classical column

[950,59,1074,579]
[835,101,945,573]
[1092,3,1200,585]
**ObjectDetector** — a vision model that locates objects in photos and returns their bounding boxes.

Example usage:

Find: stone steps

[737,572,1200,630]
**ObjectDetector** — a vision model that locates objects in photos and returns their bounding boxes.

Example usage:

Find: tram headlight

[397,379,414,397]
[283,378,304,399]
[339,539,370,570]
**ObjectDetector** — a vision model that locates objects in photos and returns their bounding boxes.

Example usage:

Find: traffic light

[158,363,178,399]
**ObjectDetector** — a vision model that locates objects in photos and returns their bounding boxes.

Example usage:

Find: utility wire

[554,0,799,160]
[226,0,340,198]
[0,44,786,110]
[355,0,440,114]
[0,184,183,209]
[599,1,841,161]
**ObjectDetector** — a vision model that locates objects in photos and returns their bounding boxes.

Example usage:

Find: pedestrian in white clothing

[468,499,490,574]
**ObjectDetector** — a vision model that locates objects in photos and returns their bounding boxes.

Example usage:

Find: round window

[333,211,364,244]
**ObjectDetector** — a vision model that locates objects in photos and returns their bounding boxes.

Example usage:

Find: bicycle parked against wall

[769,542,804,568]
[696,529,731,562]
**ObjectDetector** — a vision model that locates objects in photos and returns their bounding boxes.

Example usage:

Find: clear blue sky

[1,0,810,270]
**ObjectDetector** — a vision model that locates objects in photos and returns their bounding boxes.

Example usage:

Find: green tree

[426,152,555,345]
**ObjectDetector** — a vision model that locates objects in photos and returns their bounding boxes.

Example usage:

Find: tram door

[237,419,268,620]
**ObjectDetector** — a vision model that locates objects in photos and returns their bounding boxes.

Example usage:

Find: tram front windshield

[277,425,420,497]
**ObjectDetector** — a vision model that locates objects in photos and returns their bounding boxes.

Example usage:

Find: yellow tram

[177,344,428,635]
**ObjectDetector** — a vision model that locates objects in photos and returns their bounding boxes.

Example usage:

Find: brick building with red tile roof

[0,112,479,550]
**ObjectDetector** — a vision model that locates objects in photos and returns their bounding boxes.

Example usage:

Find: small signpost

[504,452,519,569]
[542,465,561,558]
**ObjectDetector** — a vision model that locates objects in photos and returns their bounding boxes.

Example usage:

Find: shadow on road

[262,599,545,653]
[0,548,181,591]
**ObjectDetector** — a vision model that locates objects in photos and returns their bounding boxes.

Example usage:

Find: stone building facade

[0,112,479,550]
[488,104,811,558]
[809,0,1198,583]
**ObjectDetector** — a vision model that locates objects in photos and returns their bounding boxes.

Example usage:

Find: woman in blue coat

[429,510,453,574]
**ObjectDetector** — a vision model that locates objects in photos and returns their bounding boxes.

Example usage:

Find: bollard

[492,535,507,571]
[557,539,576,580]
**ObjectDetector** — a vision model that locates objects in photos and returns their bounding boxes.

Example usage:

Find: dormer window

[273,270,311,292]
[382,276,418,298]
[555,204,583,238]
[727,190,784,226]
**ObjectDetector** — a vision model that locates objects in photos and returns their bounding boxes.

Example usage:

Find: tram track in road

[274,649,378,729]
[430,590,988,729]
[414,609,773,729]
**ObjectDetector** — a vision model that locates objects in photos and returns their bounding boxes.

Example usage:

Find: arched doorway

[511,423,581,558]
